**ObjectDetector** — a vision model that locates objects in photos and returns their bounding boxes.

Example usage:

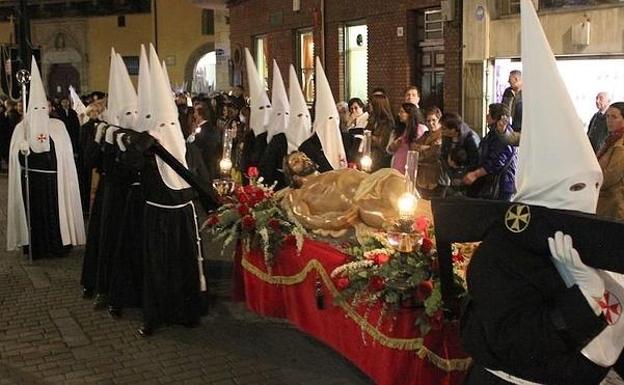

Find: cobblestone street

[0,175,373,385]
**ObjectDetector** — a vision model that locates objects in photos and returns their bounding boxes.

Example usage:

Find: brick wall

[229,0,461,114]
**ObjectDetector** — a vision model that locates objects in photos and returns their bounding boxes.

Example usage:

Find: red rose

[429,309,444,331]
[241,215,256,232]
[416,280,434,301]
[247,166,259,178]
[420,237,434,254]
[336,277,350,290]
[268,218,281,232]
[237,204,250,216]
[369,276,386,292]
[367,251,390,265]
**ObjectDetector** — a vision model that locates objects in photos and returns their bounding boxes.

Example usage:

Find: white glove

[116,133,127,152]
[548,231,605,305]
[95,123,107,144]
[581,271,624,366]
[105,126,119,144]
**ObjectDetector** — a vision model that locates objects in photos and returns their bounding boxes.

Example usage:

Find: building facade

[463,0,624,134]
[228,0,463,113]
[0,0,231,97]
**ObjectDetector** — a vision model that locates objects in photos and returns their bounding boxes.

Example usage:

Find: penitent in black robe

[78,119,100,215]
[298,133,333,173]
[19,140,69,258]
[258,132,287,190]
[462,223,624,385]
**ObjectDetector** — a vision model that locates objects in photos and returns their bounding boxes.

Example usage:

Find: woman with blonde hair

[596,102,624,220]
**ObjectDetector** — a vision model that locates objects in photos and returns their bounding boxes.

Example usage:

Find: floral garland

[330,217,468,336]
[205,168,307,269]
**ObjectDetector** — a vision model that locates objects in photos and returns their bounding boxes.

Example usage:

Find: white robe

[6,118,86,251]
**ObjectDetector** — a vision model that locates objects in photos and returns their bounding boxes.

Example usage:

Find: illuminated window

[344,24,368,101]
[296,29,314,104]
[254,35,269,89]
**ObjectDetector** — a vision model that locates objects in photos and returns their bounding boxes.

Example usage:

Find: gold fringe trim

[241,256,472,372]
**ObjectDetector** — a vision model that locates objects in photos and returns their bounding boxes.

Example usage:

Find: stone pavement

[0,174,374,385]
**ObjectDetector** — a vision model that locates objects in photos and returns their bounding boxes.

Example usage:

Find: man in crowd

[57,96,81,157]
[502,69,523,132]
[587,91,611,153]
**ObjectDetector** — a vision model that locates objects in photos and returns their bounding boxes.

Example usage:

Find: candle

[219,158,233,175]
[360,155,372,172]
[397,192,417,219]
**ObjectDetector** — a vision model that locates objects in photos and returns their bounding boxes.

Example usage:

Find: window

[202,9,215,35]
[122,56,139,76]
[344,24,368,101]
[499,0,521,16]
[424,9,443,40]
[117,15,126,27]
[296,29,314,104]
[254,35,269,89]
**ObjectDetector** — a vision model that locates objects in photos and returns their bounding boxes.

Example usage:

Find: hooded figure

[258,60,290,189]
[459,1,624,384]
[7,57,85,256]
[299,57,347,172]
[69,85,87,125]
[241,48,271,172]
[116,44,211,336]
[287,64,312,153]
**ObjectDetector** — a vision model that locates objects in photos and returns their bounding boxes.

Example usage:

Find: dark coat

[192,121,222,181]
[587,111,608,153]
[477,125,517,195]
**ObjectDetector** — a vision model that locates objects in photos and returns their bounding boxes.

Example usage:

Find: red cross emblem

[36,134,47,143]
[598,291,622,325]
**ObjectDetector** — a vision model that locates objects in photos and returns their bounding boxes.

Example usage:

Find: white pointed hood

[162,60,176,102]
[244,48,271,136]
[68,85,86,123]
[513,0,602,214]
[313,57,346,170]
[148,44,190,190]
[25,57,50,153]
[115,53,138,130]
[103,47,119,126]
[267,60,290,143]
[287,64,312,152]
[135,44,152,133]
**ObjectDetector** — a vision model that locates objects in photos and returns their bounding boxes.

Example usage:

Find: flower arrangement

[205,167,307,269]
[331,217,468,335]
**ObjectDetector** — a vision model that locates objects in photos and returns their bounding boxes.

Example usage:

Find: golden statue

[280,152,432,237]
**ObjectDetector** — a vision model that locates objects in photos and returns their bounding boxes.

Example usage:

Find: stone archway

[184,42,216,92]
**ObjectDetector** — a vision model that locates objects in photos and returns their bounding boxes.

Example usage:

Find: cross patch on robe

[598,291,622,325]
[36,134,48,143]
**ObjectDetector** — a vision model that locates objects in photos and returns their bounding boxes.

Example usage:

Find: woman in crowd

[439,112,480,197]
[462,103,517,201]
[412,106,443,198]
[596,102,624,220]
[386,102,426,173]
[365,94,395,171]
[346,97,369,130]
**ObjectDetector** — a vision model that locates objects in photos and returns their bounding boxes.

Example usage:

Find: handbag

[468,158,513,200]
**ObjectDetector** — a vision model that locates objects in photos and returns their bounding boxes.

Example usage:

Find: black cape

[431,198,624,385]
[258,132,287,190]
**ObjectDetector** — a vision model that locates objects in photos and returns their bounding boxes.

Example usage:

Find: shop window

[344,24,368,102]
[296,29,315,104]
[254,35,269,89]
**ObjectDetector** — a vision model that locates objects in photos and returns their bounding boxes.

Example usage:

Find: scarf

[597,127,624,160]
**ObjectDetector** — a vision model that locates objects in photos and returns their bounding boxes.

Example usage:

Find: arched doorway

[47,63,80,98]
[192,51,216,94]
